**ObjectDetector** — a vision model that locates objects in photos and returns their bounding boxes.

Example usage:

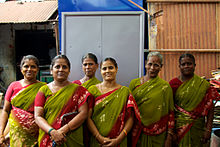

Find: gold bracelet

[206,129,212,133]
[123,129,127,136]
[0,135,4,138]
[168,130,174,136]
[95,133,99,138]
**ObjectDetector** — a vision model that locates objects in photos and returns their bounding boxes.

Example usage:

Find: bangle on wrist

[123,129,127,136]
[95,132,99,139]
[48,128,54,135]
[168,130,174,136]
[206,129,212,133]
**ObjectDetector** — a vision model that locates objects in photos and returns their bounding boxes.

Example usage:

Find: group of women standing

[0,52,219,147]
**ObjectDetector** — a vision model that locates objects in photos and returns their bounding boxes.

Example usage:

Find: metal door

[62,11,144,86]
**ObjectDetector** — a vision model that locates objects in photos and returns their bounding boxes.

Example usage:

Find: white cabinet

[61,11,144,86]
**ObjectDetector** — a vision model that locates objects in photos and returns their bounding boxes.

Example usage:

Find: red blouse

[4,81,23,102]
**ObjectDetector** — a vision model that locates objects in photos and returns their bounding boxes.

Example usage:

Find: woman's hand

[97,135,110,145]
[50,129,66,146]
[96,134,111,145]
[165,134,172,147]
[0,135,5,145]
[201,130,211,144]
[172,132,178,146]
[102,138,119,147]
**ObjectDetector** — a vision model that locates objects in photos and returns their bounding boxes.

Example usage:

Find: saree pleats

[129,76,174,147]
[172,75,209,146]
[175,75,209,112]
[177,117,205,147]
[73,77,101,147]
[38,83,89,147]
[9,82,45,147]
[137,131,166,147]
[88,86,138,147]
[170,74,220,146]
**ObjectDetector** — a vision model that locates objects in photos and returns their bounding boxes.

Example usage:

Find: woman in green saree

[35,55,90,147]
[129,52,174,147]
[169,53,220,147]
[72,53,101,146]
[87,57,141,147]
[73,53,101,89]
[0,55,45,146]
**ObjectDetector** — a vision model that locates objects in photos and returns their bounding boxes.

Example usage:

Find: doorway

[15,30,56,80]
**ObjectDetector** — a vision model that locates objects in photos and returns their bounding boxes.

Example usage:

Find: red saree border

[142,111,174,135]
[175,86,220,142]
[50,86,89,128]
[127,94,141,122]
[10,83,34,102]
[175,87,220,120]
[95,88,118,105]
[72,80,82,85]
[76,86,90,108]
[39,85,90,147]
[176,122,194,143]
[11,105,39,138]
[132,111,174,147]
[104,92,141,146]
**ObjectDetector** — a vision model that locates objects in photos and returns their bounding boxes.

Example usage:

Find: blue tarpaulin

[58,0,143,51]
[58,0,143,12]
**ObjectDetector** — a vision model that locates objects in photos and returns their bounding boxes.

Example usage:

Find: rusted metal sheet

[217,3,220,49]
[148,2,217,49]
[0,1,57,23]
[157,51,220,81]
[147,0,220,2]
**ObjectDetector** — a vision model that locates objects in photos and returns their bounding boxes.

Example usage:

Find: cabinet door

[101,14,143,86]
[63,15,102,80]
[62,12,144,86]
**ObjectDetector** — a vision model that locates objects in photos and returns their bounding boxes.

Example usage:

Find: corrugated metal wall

[217,2,220,48]
[148,2,217,49]
[147,0,219,2]
[147,1,220,81]
[157,51,220,81]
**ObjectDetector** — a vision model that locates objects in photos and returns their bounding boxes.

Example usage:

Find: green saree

[73,77,101,147]
[9,82,45,147]
[170,74,220,147]
[82,77,101,89]
[73,77,101,89]
[88,86,140,147]
[36,83,90,147]
[129,76,174,147]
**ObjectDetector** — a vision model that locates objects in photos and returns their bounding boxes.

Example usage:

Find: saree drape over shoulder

[8,82,45,147]
[88,86,140,147]
[169,74,220,147]
[72,77,101,147]
[129,76,174,147]
[35,83,90,147]
[73,77,101,89]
